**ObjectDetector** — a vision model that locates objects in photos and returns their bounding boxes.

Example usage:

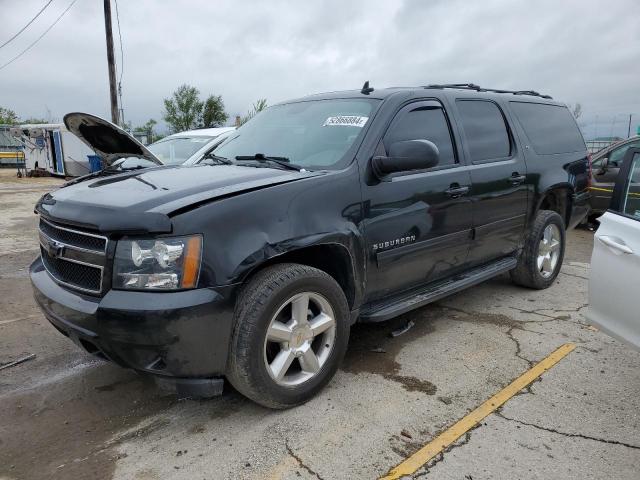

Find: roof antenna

[361,80,374,95]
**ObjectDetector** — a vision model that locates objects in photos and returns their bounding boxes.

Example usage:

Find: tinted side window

[384,105,456,167]
[510,102,585,155]
[610,141,640,167]
[456,100,511,161]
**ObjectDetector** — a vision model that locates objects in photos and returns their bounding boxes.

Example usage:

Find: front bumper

[30,256,236,382]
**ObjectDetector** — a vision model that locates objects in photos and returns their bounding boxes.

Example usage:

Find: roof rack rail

[424,84,552,99]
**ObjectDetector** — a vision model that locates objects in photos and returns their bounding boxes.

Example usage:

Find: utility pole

[628,114,632,138]
[103,0,119,125]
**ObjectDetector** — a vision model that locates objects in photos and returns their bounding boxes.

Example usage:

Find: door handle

[445,184,470,198]
[510,172,527,185]
[598,235,634,254]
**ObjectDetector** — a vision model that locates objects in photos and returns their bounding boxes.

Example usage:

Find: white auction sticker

[323,116,369,127]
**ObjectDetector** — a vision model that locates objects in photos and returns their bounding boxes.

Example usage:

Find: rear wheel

[511,210,566,289]
[227,263,350,409]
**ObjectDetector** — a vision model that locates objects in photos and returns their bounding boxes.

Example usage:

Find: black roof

[284,83,561,106]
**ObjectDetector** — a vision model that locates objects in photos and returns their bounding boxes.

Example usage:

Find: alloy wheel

[263,292,336,386]
[537,223,561,278]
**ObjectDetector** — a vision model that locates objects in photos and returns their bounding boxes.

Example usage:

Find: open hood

[63,112,162,166]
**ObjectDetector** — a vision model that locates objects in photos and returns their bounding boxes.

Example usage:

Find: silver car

[587,146,640,349]
[148,127,236,165]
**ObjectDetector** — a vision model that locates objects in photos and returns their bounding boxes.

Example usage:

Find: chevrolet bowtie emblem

[46,239,65,258]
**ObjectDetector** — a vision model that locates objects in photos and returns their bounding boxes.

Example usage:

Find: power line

[0,0,78,72]
[0,0,54,50]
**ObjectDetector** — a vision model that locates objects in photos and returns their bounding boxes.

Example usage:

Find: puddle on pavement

[442,308,523,329]
[0,364,177,480]
[342,309,439,394]
[341,303,528,395]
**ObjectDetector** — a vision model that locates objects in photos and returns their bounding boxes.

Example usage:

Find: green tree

[141,118,157,132]
[238,98,268,126]
[0,106,19,125]
[133,119,159,143]
[163,85,204,133]
[201,95,228,127]
[22,117,48,124]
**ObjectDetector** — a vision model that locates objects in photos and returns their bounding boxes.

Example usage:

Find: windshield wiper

[63,165,136,185]
[202,153,233,165]
[107,165,149,172]
[62,164,149,187]
[235,153,306,171]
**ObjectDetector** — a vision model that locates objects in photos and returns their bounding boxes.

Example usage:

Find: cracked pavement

[1,172,639,480]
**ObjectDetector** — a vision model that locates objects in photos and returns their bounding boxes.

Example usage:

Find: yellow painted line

[380,343,576,480]
[0,152,24,158]
[589,186,640,197]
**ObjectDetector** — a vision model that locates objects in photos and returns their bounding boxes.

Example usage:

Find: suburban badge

[372,235,416,252]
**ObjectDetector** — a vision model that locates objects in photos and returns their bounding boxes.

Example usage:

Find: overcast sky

[1,0,639,138]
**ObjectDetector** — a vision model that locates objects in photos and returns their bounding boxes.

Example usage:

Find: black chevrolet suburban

[31,83,590,408]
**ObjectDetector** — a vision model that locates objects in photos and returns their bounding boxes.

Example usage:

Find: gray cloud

[1,0,639,138]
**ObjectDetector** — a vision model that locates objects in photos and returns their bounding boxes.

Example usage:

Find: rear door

[587,147,640,349]
[591,138,640,214]
[451,98,528,265]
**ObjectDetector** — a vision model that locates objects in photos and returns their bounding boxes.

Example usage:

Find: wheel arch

[534,184,574,227]
[238,242,358,310]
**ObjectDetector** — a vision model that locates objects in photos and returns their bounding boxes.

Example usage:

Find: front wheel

[511,210,566,289]
[227,263,350,409]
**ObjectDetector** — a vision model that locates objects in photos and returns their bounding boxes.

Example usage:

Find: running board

[359,256,518,322]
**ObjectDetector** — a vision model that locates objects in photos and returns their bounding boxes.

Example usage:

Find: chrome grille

[40,247,102,291]
[39,218,106,252]
[38,218,108,294]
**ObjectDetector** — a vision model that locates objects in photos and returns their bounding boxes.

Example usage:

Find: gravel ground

[1,172,638,480]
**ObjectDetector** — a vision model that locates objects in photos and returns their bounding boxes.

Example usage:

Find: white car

[147,127,236,165]
[587,146,640,349]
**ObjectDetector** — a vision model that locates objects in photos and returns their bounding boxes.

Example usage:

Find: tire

[510,210,566,289]
[227,263,350,409]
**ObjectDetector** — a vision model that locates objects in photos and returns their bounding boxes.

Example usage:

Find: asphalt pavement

[1,172,638,480]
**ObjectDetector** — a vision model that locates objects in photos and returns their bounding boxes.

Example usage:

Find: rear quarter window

[509,102,585,155]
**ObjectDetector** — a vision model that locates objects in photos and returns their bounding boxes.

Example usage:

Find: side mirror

[372,140,440,177]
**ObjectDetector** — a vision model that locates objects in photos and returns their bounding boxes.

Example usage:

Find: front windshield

[148,136,214,164]
[214,99,379,169]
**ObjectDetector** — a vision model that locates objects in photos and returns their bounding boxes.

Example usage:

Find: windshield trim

[150,135,215,145]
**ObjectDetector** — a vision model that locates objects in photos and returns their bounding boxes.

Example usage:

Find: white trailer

[9,123,95,177]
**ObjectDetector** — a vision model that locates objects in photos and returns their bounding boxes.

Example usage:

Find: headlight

[113,235,202,290]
